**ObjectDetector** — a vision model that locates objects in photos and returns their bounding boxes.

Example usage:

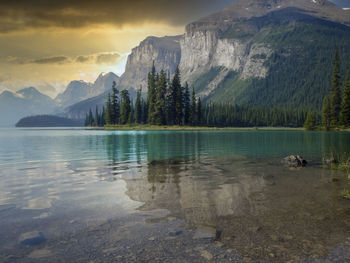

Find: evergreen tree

[135,87,142,124]
[88,109,94,127]
[304,111,316,130]
[105,94,112,125]
[100,106,106,126]
[84,113,89,127]
[197,97,202,125]
[94,106,99,127]
[128,111,133,124]
[172,67,183,125]
[154,70,167,125]
[111,81,120,124]
[184,83,190,125]
[147,63,157,124]
[340,72,350,126]
[142,99,148,124]
[167,68,179,125]
[190,87,197,126]
[330,50,342,126]
[323,96,332,130]
[120,89,131,125]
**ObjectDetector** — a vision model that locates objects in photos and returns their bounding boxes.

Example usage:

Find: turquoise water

[0,128,349,262]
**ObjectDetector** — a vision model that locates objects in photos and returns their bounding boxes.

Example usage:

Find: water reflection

[0,129,350,262]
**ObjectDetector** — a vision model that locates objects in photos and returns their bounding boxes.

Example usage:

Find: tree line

[86,64,309,128]
[304,50,350,130]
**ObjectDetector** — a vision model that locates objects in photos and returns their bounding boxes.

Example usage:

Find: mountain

[55,72,119,108]
[118,35,181,90]
[178,0,350,108]
[0,87,57,126]
[55,80,92,108]
[63,36,180,119]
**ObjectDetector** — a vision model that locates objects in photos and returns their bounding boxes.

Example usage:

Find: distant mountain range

[1,0,350,126]
[0,87,56,126]
[55,72,119,108]
[0,72,120,126]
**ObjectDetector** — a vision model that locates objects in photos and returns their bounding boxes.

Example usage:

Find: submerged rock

[282,155,307,167]
[19,231,46,246]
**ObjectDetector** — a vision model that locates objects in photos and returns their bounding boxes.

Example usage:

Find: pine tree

[84,113,89,127]
[142,99,148,124]
[101,106,106,126]
[120,89,131,125]
[111,81,120,124]
[304,111,316,130]
[322,96,331,130]
[94,106,99,127]
[330,50,342,126]
[147,63,157,124]
[88,109,94,127]
[190,87,197,126]
[197,97,202,126]
[105,94,112,125]
[135,87,142,124]
[154,70,167,125]
[340,72,350,126]
[167,68,179,125]
[184,83,190,125]
[172,67,183,125]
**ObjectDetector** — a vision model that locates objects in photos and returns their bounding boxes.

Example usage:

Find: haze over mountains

[1,0,350,126]
[0,73,120,126]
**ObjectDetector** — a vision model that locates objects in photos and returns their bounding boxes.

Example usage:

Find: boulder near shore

[282,155,307,167]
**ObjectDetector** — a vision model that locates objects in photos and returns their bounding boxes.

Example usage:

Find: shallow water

[0,128,349,262]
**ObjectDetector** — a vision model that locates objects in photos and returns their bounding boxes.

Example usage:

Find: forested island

[85,51,350,130]
[16,115,83,127]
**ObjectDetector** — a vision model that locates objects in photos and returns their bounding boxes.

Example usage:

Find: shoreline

[100,125,305,131]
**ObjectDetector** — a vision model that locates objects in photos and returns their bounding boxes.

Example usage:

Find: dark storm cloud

[96,53,121,64]
[0,0,235,32]
[31,56,71,64]
[3,53,122,65]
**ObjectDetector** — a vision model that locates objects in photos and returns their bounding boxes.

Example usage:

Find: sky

[0,0,349,97]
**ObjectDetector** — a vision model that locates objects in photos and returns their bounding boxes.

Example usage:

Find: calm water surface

[0,128,349,262]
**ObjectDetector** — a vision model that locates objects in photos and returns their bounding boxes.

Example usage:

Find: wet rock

[28,248,52,259]
[282,155,307,167]
[200,250,213,261]
[168,231,183,237]
[19,231,46,246]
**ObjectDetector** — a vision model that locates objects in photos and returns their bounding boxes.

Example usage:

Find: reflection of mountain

[125,158,266,224]
[120,156,350,262]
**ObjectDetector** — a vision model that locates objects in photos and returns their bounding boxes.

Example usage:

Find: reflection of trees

[321,131,350,162]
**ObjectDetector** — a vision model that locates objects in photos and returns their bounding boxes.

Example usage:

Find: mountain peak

[188,0,348,32]
[16,87,42,97]
[96,72,119,81]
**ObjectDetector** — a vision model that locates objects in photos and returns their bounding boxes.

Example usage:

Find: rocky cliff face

[118,35,181,90]
[180,29,272,91]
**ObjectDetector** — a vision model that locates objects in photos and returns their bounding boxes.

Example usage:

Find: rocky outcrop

[179,30,272,86]
[282,155,308,167]
[118,36,181,90]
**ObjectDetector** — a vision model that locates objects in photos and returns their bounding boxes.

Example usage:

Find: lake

[0,128,349,262]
